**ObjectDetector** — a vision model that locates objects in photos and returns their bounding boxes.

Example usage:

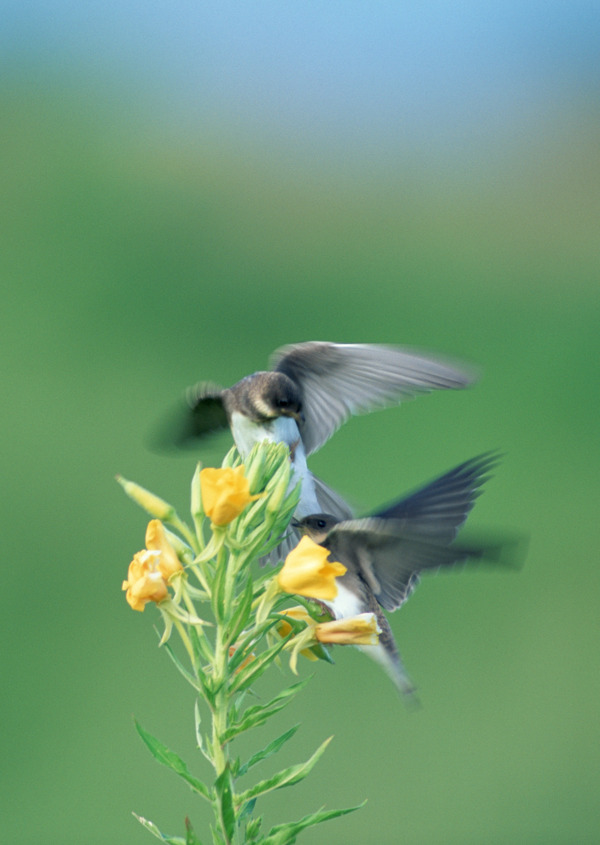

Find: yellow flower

[277,536,347,600]
[200,465,258,525]
[122,520,183,611]
[144,519,183,580]
[122,549,169,612]
[315,613,381,646]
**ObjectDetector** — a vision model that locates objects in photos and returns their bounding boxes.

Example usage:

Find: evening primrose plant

[118,441,372,845]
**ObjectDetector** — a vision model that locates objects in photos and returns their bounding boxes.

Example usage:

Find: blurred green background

[2,3,599,843]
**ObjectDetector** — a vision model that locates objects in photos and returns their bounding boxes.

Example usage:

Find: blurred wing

[327,518,489,612]
[149,382,229,451]
[374,453,499,543]
[313,475,354,521]
[272,341,474,454]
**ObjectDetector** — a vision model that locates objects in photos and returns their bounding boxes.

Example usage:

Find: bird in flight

[294,453,522,697]
[154,341,475,529]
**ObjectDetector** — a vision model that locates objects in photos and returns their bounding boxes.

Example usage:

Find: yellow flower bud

[200,465,259,526]
[277,537,347,601]
[122,550,169,612]
[117,476,175,521]
[315,613,381,646]
[145,519,183,580]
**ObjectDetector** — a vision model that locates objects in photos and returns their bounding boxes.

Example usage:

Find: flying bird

[153,341,475,529]
[294,453,521,697]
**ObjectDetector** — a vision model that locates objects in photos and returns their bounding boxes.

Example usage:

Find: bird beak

[284,409,305,424]
[290,519,302,529]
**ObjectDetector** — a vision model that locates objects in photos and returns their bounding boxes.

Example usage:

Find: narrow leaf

[133,813,185,844]
[226,575,254,647]
[236,737,332,804]
[162,640,202,692]
[185,817,206,845]
[211,555,227,623]
[228,638,288,695]
[214,766,235,843]
[238,726,300,777]
[223,677,311,742]
[135,721,211,802]
[262,802,367,845]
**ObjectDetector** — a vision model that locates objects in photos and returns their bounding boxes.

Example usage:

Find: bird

[293,453,522,698]
[153,341,475,536]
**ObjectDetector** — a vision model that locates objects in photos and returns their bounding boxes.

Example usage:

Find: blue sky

[2,2,599,165]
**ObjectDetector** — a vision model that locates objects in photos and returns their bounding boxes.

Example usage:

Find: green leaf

[162,640,203,692]
[223,677,311,742]
[228,637,289,695]
[226,575,254,647]
[194,700,212,763]
[237,725,300,778]
[244,815,263,844]
[210,553,228,623]
[214,766,235,843]
[133,813,186,844]
[135,720,212,802]
[185,817,206,845]
[261,802,367,845]
[236,736,333,804]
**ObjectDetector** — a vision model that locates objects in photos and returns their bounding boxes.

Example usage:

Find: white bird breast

[230,412,320,516]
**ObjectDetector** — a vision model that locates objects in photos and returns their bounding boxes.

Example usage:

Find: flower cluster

[119,442,374,844]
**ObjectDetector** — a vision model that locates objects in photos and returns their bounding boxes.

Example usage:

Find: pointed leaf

[211,555,227,623]
[135,721,211,802]
[238,726,300,777]
[162,640,202,692]
[262,802,367,845]
[228,638,289,695]
[236,737,332,804]
[133,813,186,844]
[222,678,310,743]
[226,575,254,647]
[185,817,206,845]
[214,766,235,843]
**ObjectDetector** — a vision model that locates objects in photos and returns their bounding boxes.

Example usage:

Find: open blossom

[200,465,259,525]
[277,536,347,600]
[122,550,169,612]
[122,520,183,611]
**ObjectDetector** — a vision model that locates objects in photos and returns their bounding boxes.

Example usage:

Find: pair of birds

[157,341,513,697]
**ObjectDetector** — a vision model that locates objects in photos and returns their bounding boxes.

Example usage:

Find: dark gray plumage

[153,341,475,527]
[295,454,521,696]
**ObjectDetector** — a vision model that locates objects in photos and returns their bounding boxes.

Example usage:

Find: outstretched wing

[374,453,499,543]
[327,518,501,612]
[149,382,229,451]
[272,341,474,454]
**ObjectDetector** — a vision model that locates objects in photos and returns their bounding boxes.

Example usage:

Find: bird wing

[312,475,355,521]
[327,518,487,612]
[150,381,229,450]
[271,341,474,454]
[373,453,499,543]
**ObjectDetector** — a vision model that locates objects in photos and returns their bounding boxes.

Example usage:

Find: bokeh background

[2,3,599,843]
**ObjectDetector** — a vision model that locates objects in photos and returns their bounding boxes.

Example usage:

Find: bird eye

[277,399,289,408]
[316,519,326,530]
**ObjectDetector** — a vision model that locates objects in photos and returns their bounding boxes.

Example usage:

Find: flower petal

[278,537,346,600]
[200,465,258,525]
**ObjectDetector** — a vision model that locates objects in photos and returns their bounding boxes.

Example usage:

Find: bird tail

[359,642,419,705]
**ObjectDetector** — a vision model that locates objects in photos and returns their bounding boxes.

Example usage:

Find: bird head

[248,372,304,423]
[292,513,339,544]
